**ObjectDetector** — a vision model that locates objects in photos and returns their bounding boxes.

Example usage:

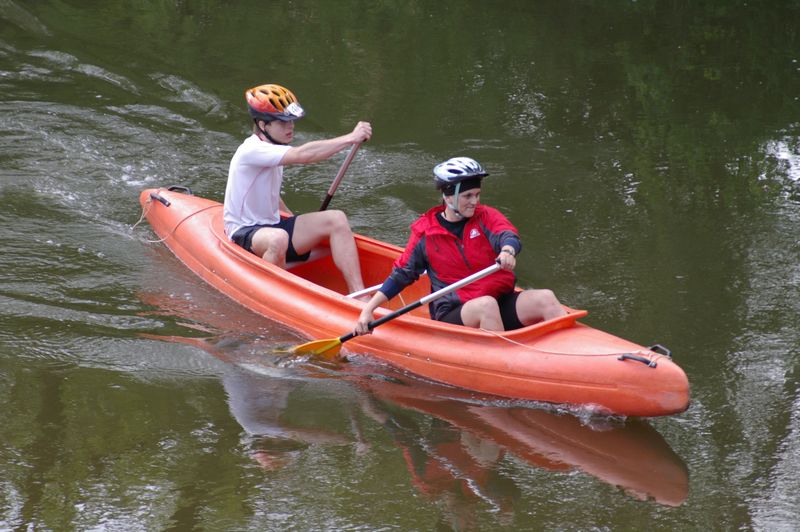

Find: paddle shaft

[319,142,361,211]
[346,271,428,299]
[339,262,501,344]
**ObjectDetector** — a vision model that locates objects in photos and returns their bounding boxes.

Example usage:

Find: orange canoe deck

[139,187,690,417]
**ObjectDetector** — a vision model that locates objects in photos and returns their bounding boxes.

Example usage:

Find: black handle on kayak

[618,354,658,368]
[149,192,171,207]
[150,185,194,207]
[648,344,672,358]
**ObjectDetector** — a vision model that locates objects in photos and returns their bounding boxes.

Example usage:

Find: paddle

[319,142,361,211]
[292,262,501,360]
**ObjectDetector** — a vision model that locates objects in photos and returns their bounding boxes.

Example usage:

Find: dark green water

[1,1,799,530]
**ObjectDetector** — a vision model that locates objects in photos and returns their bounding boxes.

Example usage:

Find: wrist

[501,247,516,257]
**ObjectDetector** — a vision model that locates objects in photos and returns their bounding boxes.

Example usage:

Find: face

[262,119,295,144]
[447,188,481,217]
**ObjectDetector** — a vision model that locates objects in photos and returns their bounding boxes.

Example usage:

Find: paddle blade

[291,337,344,360]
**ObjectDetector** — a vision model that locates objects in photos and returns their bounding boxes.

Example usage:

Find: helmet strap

[445,182,463,219]
[254,119,288,146]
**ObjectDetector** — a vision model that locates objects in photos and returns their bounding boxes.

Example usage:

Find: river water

[1,2,799,530]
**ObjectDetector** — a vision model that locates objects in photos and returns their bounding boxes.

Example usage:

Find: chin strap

[255,119,288,146]
[445,181,463,219]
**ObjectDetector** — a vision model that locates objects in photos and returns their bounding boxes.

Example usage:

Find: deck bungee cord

[479,326,666,366]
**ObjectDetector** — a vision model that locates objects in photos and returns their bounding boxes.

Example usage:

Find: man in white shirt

[223,84,371,295]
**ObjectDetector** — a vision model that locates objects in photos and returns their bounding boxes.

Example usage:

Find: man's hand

[350,121,372,143]
[354,307,374,336]
[497,248,516,271]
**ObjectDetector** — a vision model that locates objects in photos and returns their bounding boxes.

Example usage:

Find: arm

[352,263,419,336]
[497,241,518,271]
[497,230,521,271]
[499,235,521,256]
[280,121,372,165]
[354,290,389,335]
[479,206,521,271]
[353,230,427,335]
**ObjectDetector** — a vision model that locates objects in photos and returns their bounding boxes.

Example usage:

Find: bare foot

[354,293,372,303]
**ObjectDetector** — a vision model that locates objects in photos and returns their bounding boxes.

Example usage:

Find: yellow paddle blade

[291,337,343,360]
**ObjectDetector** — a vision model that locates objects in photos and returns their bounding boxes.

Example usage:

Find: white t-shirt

[223,134,292,237]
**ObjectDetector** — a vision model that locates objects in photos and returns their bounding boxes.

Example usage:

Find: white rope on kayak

[131,192,219,244]
[131,196,169,243]
[130,196,151,231]
[479,327,538,350]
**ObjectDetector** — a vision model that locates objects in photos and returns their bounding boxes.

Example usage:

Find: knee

[252,229,289,259]
[539,289,558,305]
[523,289,558,308]
[520,289,564,321]
[267,230,289,254]
[473,296,500,315]
[327,210,352,232]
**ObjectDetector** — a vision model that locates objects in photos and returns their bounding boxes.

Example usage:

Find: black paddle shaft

[339,300,424,344]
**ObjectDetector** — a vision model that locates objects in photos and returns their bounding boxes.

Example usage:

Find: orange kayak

[139,187,690,417]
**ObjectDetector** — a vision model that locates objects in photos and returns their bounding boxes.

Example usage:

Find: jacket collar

[418,204,483,236]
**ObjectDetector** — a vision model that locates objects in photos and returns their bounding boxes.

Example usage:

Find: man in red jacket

[354,157,566,333]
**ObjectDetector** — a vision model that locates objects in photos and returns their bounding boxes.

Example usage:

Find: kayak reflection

[139,285,352,468]
[352,367,689,508]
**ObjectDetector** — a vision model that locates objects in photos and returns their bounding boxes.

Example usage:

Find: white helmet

[433,157,489,189]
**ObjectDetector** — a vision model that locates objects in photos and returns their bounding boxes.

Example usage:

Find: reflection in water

[350,366,689,509]
[138,332,348,468]
[223,369,349,470]
[359,397,519,528]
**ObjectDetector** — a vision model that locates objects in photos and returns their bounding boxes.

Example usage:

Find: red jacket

[381,204,520,320]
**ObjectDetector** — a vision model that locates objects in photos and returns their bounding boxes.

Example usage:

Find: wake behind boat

[139,186,690,417]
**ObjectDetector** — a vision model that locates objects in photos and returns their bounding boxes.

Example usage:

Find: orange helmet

[245,84,305,122]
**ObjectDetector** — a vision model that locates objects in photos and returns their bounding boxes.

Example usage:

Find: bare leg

[292,210,365,293]
[326,214,365,293]
[515,289,567,325]
[459,296,504,331]
[250,227,290,268]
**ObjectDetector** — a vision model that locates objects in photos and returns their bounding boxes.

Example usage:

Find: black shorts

[439,291,524,330]
[230,216,311,263]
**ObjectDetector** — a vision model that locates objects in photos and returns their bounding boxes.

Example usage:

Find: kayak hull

[139,188,690,417]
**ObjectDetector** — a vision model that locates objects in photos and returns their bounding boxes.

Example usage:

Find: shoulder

[411,205,444,232]
[239,135,287,154]
[476,204,511,222]
[475,204,504,216]
[474,205,517,233]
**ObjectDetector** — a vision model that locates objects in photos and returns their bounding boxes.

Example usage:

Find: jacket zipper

[455,240,472,270]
